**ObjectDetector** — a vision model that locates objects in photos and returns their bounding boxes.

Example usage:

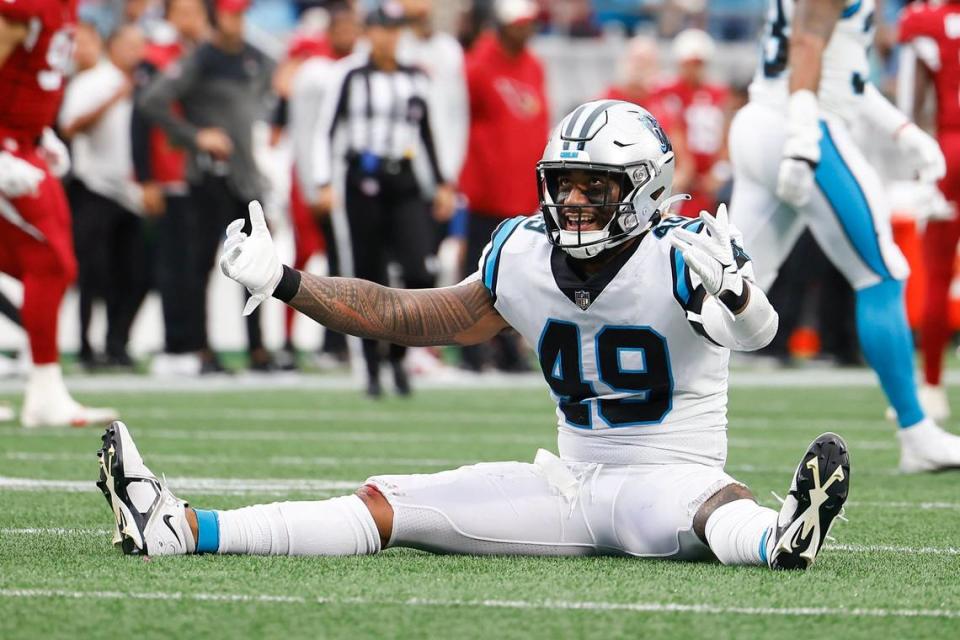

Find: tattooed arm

[788,0,846,93]
[288,274,510,347]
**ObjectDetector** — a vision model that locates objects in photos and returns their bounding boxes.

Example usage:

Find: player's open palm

[220,200,283,316]
[668,203,744,299]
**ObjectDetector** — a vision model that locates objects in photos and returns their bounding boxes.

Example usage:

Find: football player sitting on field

[97,100,849,570]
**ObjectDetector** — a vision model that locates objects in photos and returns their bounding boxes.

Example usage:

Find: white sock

[216,496,381,556]
[704,499,777,566]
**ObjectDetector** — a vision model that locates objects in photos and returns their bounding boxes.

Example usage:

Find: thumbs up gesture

[220,200,283,316]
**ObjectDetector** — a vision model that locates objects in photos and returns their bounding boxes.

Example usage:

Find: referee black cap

[365,2,407,28]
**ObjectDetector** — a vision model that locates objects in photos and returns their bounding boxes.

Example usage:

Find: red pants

[285,168,324,342]
[921,130,960,385]
[0,142,77,364]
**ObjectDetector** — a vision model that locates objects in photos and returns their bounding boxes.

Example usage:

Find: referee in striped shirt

[312,2,455,397]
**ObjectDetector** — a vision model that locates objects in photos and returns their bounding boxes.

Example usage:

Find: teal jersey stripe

[482,217,526,292]
[841,0,861,18]
[814,122,891,280]
[673,249,690,305]
[671,219,704,306]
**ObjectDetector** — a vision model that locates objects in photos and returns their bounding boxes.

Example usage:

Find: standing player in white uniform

[97,101,849,570]
[729,0,960,471]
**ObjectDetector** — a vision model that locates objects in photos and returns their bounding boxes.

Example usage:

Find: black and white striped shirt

[312,52,446,188]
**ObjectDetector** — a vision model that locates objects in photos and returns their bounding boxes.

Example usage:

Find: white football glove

[896,123,946,183]
[219,200,282,316]
[668,203,744,304]
[40,128,70,178]
[776,90,821,208]
[0,151,45,198]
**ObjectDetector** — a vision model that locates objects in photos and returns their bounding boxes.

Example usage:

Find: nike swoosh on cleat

[613,140,638,148]
[789,523,814,552]
[162,514,181,546]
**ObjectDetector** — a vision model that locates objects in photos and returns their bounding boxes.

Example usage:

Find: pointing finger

[248,200,268,235]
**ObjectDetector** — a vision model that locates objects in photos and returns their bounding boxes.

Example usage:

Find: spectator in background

[60,24,149,369]
[140,0,277,372]
[311,4,455,396]
[600,35,694,199]
[132,0,211,376]
[286,2,360,368]
[658,28,729,217]
[62,22,106,369]
[399,0,469,199]
[459,0,547,372]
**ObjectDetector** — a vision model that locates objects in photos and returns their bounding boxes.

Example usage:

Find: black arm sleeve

[131,62,157,182]
[417,95,446,185]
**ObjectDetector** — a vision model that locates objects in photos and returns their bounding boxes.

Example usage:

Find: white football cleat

[21,363,117,428]
[0,402,14,422]
[96,421,195,556]
[898,419,960,473]
[769,433,850,570]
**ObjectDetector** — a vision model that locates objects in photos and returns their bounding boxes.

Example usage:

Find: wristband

[272,265,302,302]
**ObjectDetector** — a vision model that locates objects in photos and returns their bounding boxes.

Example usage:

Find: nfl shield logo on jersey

[575,290,591,310]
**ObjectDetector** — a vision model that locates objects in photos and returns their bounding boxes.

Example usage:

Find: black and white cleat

[96,421,193,556]
[769,432,850,570]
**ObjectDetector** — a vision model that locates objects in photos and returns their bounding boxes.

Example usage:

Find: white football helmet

[537,100,677,260]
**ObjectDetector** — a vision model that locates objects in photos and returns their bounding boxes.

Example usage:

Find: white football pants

[728,102,909,291]
[366,449,738,559]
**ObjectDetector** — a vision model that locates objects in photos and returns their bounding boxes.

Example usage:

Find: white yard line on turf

[0,426,900,450]
[3,451,905,476]
[3,529,960,557]
[0,476,357,495]
[5,476,958,512]
[3,451,476,468]
[112,408,897,432]
[2,366,958,394]
[1,527,111,535]
[0,588,956,619]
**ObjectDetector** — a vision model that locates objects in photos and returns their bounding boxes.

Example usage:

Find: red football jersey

[600,87,678,136]
[0,0,76,139]
[656,80,727,175]
[899,1,960,131]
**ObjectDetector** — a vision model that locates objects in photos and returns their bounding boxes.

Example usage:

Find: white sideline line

[0,588,956,619]
[4,529,960,558]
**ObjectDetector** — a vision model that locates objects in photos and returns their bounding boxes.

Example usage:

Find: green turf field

[1,381,958,639]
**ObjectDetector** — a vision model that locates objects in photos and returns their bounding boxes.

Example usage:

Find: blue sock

[194,509,220,554]
[855,280,924,428]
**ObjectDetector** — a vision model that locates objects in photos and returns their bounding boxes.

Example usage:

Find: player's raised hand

[668,204,744,300]
[895,123,946,183]
[0,151,45,198]
[776,90,821,208]
[219,200,283,316]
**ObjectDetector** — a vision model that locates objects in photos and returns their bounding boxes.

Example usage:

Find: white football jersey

[477,215,752,467]
[749,0,875,124]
